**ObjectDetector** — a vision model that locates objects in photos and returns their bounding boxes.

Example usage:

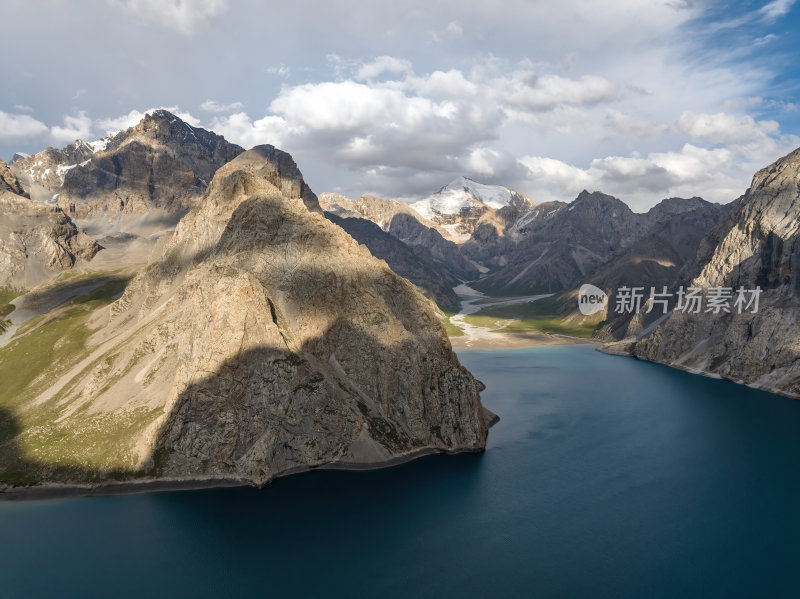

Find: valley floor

[446,284,596,349]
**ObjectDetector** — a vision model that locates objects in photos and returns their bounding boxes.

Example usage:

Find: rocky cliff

[10,140,96,202]
[558,199,727,339]
[475,192,726,297]
[320,192,428,231]
[609,147,800,397]
[325,213,461,310]
[0,182,100,289]
[320,191,480,282]
[55,110,243,218]
[0,145,492,489]
[0,158,27,197]
[474,191,643,294]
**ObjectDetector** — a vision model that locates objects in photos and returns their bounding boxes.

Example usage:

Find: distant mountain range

[605,147,800,398]
[3,108,800,492]
[0,112,494,492]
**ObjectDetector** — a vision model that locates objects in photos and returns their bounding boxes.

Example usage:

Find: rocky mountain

[0,178,101,289]
[606,146,800,397]
[52,110,244,219]
[320,191,480,282]
[474,191,726,296]
[409,177,534,243]
[320,192,428,230]
[459,195,543,269]
[473,191,643,294]
[387,212,481,282]
[10,140,96,202]
[550,199,727,339]
[0,145,492,488]
[325,213,461,310]
[0,158,27,196]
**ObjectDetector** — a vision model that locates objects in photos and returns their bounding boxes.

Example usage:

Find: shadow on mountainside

[0,186,492,495]
[0,281,491,494]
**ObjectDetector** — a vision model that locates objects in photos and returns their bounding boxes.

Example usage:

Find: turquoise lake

[1,345,799,598]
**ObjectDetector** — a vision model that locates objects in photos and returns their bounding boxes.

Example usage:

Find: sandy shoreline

[446,283,597,350]
[450,330,596,349]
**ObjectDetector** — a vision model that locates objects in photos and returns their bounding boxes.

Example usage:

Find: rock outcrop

[611,147,800,397]
[1,158,27,197]
[326,213,461,310]
[55,110,243,218]
[1,145,492,487]
[0,189,101,288]
[475,191,643,294]
[560,200,727,339]
[10,140,96,201]
[320,191,480,282]
[475,192,726,296]
[320,192,426,230]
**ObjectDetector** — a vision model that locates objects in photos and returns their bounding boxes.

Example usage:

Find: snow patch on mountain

[411,176,521,219]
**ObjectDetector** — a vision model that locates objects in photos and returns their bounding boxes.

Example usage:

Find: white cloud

[446,20,463,38]
[518,141,788,209]
[109,0,228,35]
[266,64,291,77]
[182,54,796,206]
[518,156,594,197]
[605,109,662,137]
[200,100,245,113]
[50,111,92,143]
[759,0,796,23]
[0,111,49,140]
[674,110,799,164]
[355,56,413,81]
[675,111,778,144]
[430,19,465,42]
[499,73,620,114]
[95,106,200,136]
[13,105,34,113]
[253,59,622,167]
[208,112,296,149]
[96,109,151,134]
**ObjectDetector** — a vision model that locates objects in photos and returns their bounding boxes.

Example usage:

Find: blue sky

[1,0,799,210]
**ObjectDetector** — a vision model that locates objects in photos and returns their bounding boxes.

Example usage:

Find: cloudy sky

[1,0,799,210]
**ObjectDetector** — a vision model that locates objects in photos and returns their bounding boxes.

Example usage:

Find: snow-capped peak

[88,137,112,153]
[410,176,523,219]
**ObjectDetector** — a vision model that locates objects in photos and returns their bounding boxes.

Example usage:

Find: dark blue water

[2,346,800,598]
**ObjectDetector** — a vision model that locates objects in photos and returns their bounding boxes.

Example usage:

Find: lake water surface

[2,346,799,598]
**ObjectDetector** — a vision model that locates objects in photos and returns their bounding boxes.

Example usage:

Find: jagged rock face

[326,213,461,311]
[0,190,101,288]
[319,192,424,230]
[460,197,540,268]
[39,145,489,486]
[507,201,568,239]
[476,191,643,294]
[622,147,800,396]
[409,177,534,243]
[10,140,96,199]
[320,192,479,282]
[0,159,27,197]
[57,110,244,218]
[570,201,727,339]
[387,212,480,282]
[475,192,726,296]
